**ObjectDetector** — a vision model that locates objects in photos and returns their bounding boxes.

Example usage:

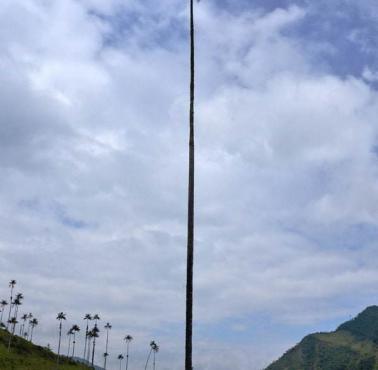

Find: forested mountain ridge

[265,306,378,370]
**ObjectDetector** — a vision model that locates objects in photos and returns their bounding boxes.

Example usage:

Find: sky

[1,0,378,369]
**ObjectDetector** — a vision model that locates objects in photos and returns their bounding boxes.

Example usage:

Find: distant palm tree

[67,328,74,357]
[56,312,67,367]
[7,317,18,351]
[93,314,100,325]
[83,314,92,360]
[152,342,159,370]
[124,335,133,370]
[87,330,93,363]
[185,1,196,370]
[20,313,28,336]
[118,354,124,370]
[71,325,80,358]
[12,293,23,333]
[26,313,33,339]
[104,323,112,370]
[6,280,16,330]
[0,300,8,326]
[145,341,158,370]
[29,318,38,343]
[91,325,100,368]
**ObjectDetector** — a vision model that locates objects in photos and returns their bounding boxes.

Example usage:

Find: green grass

[0,328,90,370]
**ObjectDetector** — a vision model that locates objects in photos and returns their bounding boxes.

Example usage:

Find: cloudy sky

[1,0,378,369]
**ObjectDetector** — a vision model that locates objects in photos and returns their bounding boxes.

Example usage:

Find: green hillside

[265,306,378,370]
[0,328,90,370]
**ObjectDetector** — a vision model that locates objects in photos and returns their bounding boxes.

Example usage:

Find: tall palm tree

[124,335,133,370]
[145,341,158,370]
[118,354,124,370]
[152,342,159,370]
[71,325,80,358]
[6,280,16,330]
[7,317,18,351]
[87,330,93,363]
[12,293,23,333]
[185,1,196,370]
[20,313,28,336]
[56,312,67,367]
[83,314,92,360]
[29,318,38,343]
[91,325,100,368]
[26,313,33,339]
[0,300,8,326]
[103,323,112,370]
[67,328,74,357]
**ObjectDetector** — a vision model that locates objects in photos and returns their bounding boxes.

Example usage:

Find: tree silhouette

[6,280,16,330]
[20,313,28,336]
[83,314,92,361]
[152,342,159,370]
[71,324,80,358]
[56,312,67,367]
[29,318,38,343]
[124,334,133,370]
[90,324,100,367]
[67,328,74,357]
[118,354,124,370]
[26,313,33,339]
[185,1,196,370]
[7,317,18,351]
[145,340,158,370]
[12,293,23,333]
[104,322,112,370]
[0,300,8,326]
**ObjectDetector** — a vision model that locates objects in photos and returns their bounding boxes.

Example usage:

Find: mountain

[0,327,91,370]
[265,306,378,370]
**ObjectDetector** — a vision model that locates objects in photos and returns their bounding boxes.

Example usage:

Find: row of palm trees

[56,312,159,370]
[0,280,39,352]
[1,281,160,370]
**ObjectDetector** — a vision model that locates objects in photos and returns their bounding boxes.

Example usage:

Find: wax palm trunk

[91,337,96,367]
[67,334,72,357]
[6,287,14,330]
[72,333,76,358]
[83,320,89,359]
[57,321,62,366]
[104,330,109,369]
[126,342,130,370]
[185,1,195,370]
[7,320,16,351]
[144,348,153,370]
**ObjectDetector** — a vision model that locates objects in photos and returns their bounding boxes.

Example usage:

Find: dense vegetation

[265,306,378,370]
[0,328,90,370]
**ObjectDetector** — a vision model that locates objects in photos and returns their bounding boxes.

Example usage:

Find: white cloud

[1,1,378,370]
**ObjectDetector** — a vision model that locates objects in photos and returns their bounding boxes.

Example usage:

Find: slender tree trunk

[1,308,4,326]
[119,359,122,370]
[30,326,35,343]
[67,334,72,357]
[185,1,195,370]
[125,342,130,370]
[144,348,153,370]
[104,329,109,370]
[83,321,88,359]
[7,322,15,351]
[153,351,156,370]
[87,337,92,362]
[91,336,96,367]
[7,287,14,330]
[72,333,76,358]
[57,321,62,367]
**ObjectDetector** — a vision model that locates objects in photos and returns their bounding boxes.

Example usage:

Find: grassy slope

[0,329,90,370]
